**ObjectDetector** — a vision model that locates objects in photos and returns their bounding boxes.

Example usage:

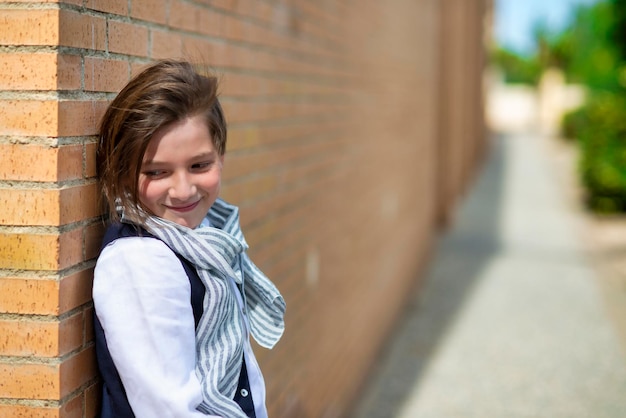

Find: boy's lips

[165,200,200,212]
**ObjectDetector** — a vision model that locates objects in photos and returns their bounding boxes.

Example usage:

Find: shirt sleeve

[93,236,217,418]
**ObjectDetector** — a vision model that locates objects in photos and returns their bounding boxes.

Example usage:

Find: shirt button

[240,389,249,397]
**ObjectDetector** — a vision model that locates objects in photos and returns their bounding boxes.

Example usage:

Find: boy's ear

[219,154,225,167]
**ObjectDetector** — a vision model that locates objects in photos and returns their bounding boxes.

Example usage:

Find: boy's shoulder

[102,222,154,249]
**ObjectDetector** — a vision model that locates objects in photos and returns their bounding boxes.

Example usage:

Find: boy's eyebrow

[142,151,217,166]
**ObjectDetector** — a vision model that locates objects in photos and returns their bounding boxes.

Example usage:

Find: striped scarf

[141,199,285,417]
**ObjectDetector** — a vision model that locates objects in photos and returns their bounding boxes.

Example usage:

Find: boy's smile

[138,115,223,228]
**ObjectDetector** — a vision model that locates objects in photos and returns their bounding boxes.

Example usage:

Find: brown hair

[96,59,227,223]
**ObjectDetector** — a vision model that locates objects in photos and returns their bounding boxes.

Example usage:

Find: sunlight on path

[395,133,626,418]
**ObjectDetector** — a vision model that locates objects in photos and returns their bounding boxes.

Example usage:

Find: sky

[494,0,599,55]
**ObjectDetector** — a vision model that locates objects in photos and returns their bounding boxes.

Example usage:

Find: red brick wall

[0,0,490,416]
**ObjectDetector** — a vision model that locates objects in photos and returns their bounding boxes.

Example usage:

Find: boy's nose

[169,173,196,200]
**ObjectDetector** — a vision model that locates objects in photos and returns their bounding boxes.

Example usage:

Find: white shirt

[93,232,268,417]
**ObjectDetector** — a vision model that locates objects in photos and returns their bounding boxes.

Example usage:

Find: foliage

[561,105,589,142]
[553,0,626,213]
[533,20,574,70]
[560,2,622,90]
[489,47,542,85]
[609,0,626,61]
[568,92,626,212]
[492,1,623,88]
[493,0,626,212]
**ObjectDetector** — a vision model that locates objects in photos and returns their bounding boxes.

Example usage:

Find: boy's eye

[143,169,167,178]
[191,161,213,170]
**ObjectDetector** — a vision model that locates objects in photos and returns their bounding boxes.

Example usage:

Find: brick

[60,347,97,398]
[0,144,82,182]
[238,185,311,229]
[130,61,149,77]
[59,10,106,50]
[58,100,108,136]
[4,0,81,3]
[0,96,315,139]
[0,362,59,399]
[206,42,249,69]
[0,277,59,315]
[220,175,278,203]
[60,392,84,418]
[2,393,87,418]
[131,0,169,24]
[0,10,59,46]
[59,268,94,315]
[84,382,101,418]
[180,35,219,63]
[0,319,58,357]
[193,8,222,38]
[253,1,273,22]
[0,100,58,136]
[0,184,98,226]
[59,312,84,355]
[60,183,100,224]
[85,0,128,15]
[0,404,60,418]
[217,0,259,18]
[84,57,130,93]
[0,53,80,91]
[168,0,202,32]
[195,9,223,37]
[207,0,236,12]
[57,54,83,90]
[85,142,97,178]
[59,228,84,270]
[84,222,104,261]
[223,140,332,181]
[0,52,82,91]
[4,0,61,2]
[219,13,244,40]
[0,232,59,270]
[84,307,95,342]
[150,29,183,59]
[0,188,60,226]
[0,229,82,271]
[226,126,261,151]
[108,20,149,56]
[60,145,86,181]
[222,101,319,124]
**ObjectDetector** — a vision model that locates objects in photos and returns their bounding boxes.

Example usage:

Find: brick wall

[437,0,491,226]
[0,0,490,417]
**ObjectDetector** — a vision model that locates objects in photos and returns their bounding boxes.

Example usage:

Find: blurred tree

[490,0,626,212]
[608,0,626,87]
[490,47,541,84]
[609,0,626,61]
[562,1,621,90]
[534,20,573,70]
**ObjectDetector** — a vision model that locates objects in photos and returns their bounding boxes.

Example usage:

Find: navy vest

[94,222,255,417]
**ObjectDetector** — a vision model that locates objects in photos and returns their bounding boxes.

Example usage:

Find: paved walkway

[352,132,626,418]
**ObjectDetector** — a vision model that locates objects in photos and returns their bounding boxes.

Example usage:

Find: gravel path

[352,133,626,418]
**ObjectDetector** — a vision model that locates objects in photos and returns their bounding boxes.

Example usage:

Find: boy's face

[138,115,223,229]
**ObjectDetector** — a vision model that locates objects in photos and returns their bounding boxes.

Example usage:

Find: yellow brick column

[0,2,105,417]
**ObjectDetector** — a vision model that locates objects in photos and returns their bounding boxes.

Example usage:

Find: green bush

[551,1,626,213]
[561,106,589,141]
[575,92,626,212]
